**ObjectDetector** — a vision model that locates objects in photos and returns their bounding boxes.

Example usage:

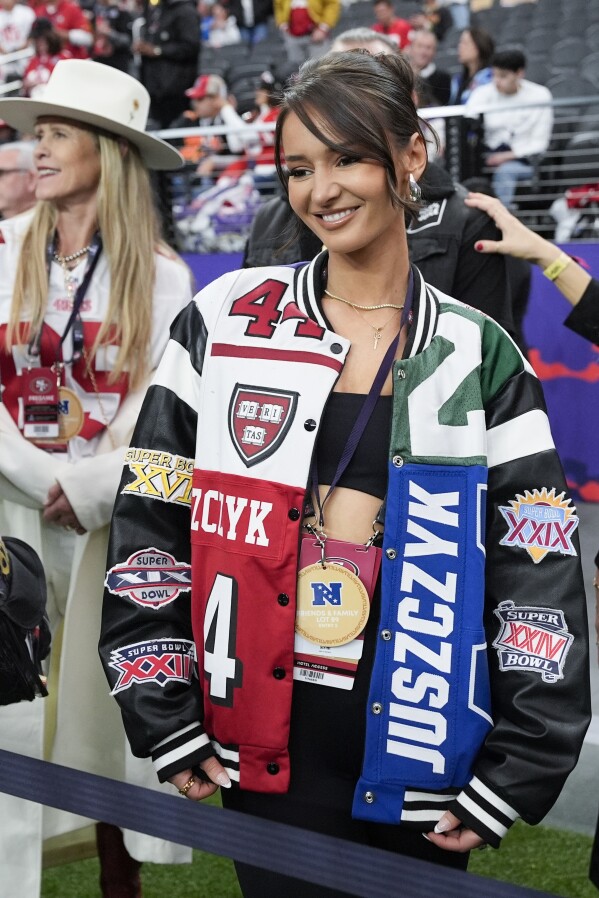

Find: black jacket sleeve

[99,302,215,782]
[449,319,591,846]
[564,278,599,345]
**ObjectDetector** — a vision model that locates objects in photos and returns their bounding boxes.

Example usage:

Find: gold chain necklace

[323,288,404,350]
[324,288,404,312]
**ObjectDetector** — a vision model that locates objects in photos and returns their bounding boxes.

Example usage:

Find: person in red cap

[174,74,240,171]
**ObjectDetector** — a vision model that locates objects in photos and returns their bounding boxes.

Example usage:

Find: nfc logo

[310,581,343,606]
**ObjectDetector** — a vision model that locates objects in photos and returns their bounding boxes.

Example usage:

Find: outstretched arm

[464,192,592,306]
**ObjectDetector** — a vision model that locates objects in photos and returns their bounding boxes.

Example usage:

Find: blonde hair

[7,130,165,389]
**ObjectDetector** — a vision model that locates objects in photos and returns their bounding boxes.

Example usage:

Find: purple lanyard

[311,270,414,529]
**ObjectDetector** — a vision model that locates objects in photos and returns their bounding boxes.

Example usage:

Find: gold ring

[178,776,195,797]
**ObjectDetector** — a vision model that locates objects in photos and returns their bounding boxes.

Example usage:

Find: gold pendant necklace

[353,305,401,350]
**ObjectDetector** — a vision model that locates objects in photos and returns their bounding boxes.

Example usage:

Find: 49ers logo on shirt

[228,384,298,467]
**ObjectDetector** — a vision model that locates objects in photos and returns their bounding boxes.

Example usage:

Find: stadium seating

[183,0,599,240]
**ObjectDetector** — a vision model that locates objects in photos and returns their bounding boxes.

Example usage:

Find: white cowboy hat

[0,59,183,170]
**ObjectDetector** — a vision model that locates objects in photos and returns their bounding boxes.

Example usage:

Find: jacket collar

[297,250,440,357]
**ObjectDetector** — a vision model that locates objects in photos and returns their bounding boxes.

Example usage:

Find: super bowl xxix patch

[498,488,579,563]
[492,601,573,682]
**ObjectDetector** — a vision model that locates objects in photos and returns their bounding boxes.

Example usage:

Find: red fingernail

[475,242,484,252]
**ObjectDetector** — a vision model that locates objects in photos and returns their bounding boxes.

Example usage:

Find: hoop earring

[409,173,421,203]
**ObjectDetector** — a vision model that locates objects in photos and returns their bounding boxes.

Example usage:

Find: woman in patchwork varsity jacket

[100,52,591,897]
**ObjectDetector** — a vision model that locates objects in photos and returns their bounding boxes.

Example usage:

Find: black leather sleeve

[99,302,215,780]
[451,325,591,845]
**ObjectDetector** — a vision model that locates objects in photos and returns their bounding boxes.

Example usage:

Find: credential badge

[229,384,298,467]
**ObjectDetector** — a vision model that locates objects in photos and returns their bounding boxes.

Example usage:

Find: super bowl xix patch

[109,638,196,694]
[121,448,193,506]
[498,488,579,563]
[105,548,191,608]
[492,601,573,682]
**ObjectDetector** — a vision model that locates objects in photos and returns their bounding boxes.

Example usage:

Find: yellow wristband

[543,252,571,281]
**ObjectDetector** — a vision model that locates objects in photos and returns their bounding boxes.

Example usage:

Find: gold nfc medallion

[295,562,370,647]
[56,386,84,440]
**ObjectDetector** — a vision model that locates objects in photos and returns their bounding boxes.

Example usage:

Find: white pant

[0,516,191,898]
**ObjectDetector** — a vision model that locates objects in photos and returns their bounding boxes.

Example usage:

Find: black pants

[222,787,468,898]
[221,587,468,898]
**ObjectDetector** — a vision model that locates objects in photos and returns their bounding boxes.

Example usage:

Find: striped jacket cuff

[450,776,519,848]
[151,722,214,782]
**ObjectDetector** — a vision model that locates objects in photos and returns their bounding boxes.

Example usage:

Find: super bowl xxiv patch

[109,638,195,694]
[105,548,191,608]
[228,384,298,467]
[492,601,573,682]
[121,448,193,506]
[498,488,579,563]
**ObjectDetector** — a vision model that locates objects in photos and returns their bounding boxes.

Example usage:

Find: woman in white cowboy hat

[0,59,193,898]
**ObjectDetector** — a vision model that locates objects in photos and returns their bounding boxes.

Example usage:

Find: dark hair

[464,27,495,70]
[29,16,53,37]
[274,51,427,214]
[491,49,526,72]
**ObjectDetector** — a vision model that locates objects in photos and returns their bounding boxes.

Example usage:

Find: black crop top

[315,393,392,501]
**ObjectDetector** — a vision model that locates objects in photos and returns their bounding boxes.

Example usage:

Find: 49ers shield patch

[229,384,298,467]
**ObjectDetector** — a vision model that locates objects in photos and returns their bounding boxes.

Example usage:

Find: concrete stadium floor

[542,501,599,837]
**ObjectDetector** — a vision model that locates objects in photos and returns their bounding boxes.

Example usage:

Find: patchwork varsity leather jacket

[99,255,590,848]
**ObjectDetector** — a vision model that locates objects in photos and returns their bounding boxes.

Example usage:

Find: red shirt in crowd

[29,0,92,57]
[372,17,412,49]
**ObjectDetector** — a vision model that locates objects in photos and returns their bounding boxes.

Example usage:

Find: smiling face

[282,111,421,261]
[34,117,101,207]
